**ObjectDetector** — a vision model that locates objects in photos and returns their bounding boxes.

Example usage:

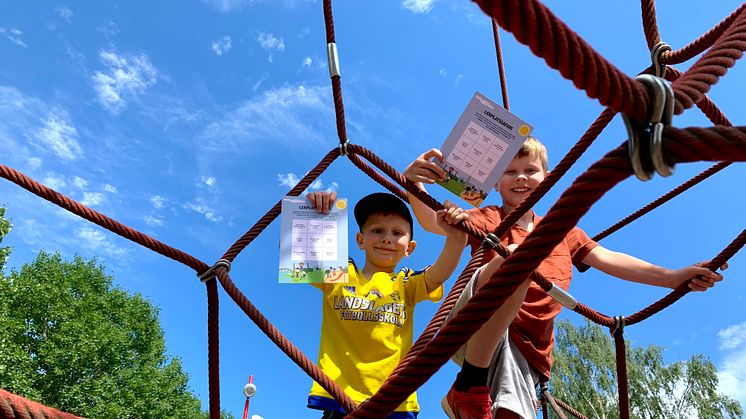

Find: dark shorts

[309,396,418,418]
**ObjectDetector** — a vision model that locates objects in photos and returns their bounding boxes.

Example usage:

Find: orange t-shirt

[466,205,597,379]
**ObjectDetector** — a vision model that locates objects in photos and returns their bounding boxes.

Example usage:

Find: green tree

[549,319,742,419]
[0,207,11,272]
[0,250,230,418]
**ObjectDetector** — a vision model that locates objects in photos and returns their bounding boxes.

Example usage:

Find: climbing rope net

[2,0,746,418]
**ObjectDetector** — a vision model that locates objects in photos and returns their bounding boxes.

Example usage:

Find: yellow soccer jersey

[307,259,443,414]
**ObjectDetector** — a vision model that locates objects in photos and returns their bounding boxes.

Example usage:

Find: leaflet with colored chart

[436,92,533,207]
[278,197,349,284]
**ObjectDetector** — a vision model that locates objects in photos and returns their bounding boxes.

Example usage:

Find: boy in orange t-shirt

[404,137,725,419]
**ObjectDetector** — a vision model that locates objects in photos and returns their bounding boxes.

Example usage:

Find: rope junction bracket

[338,139,350,156]
[482,233,501,249]
[198,259,232,283]
[651,41,672,78]
[611,315,626,336]
[622,74,676,181]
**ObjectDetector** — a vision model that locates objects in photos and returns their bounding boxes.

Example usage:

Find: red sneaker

[441,384,492,419]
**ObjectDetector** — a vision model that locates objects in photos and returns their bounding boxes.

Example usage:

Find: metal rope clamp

[338,139,350,156]
[611,315,626,336]
[546,283,578,310]
[198,259,231,283]
[327,42,341,78]
[650,41,672,78]
[482,233,501,249]
[622,74,676,181]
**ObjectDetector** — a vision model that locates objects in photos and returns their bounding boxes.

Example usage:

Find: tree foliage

[0,249,221,418]
[549,319,742,419]
[0,207,11,272]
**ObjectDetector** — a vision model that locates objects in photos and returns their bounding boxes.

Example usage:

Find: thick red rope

[0,389,82,419]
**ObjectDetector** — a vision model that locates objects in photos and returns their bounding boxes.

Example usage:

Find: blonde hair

[515,136,548,171]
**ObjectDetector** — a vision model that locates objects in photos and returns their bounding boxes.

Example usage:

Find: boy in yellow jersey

[305,191,469,418]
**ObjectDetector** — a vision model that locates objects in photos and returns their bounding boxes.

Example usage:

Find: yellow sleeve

[404,268,443,306]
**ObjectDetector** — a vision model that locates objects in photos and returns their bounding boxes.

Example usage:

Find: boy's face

[495,154,548,210]
[356,212,416,270]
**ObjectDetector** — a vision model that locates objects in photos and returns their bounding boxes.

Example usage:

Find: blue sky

[1,0,745,417]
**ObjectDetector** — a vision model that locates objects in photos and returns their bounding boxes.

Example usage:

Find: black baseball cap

[353,192,414,238]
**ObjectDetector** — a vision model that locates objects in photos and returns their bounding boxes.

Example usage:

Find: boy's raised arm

[582,245,724,291]
[423,201,469,293]
[403,149,449,236]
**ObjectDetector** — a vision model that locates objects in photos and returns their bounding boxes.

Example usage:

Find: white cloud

[72,176,88,189]
[98,21,119,39]
[438,68,447,78]
[56,6,73,23]
[43,173,67,191]
[92,50,158,114]
[718,321,746,350]
[277,172,300,189]
[718,349,746,410]
[33,111,82,160]
[200,84,332,155]
[184,199,221,223]
[257,32,285,62]
[102,184,118,193]
[202,0,313,12]
[277,173,337,194]
[257,32,284,51]
[717,322,746,409]
[302,56,312,67]
[76,226,128,258]
[251,78,265,92]
[454,74,464,85]
[27,157,42,169]
[201,176,217,187]
[211,36,232,56]
[0,28,27,48]
[297,27,311,39]
[149,195,166,209]
[402,0,437,13]
[80,192,104,207]
[142,214,164,227]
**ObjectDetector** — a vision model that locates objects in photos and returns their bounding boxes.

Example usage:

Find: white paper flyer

[278,197,349,284]
[436,92,533,206]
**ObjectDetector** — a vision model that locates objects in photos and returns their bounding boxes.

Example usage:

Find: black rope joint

[611,315,626,336]
[198,259,231,283]
[482,233,500,249]
[622,74,676,181]
[338,140,350,156]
